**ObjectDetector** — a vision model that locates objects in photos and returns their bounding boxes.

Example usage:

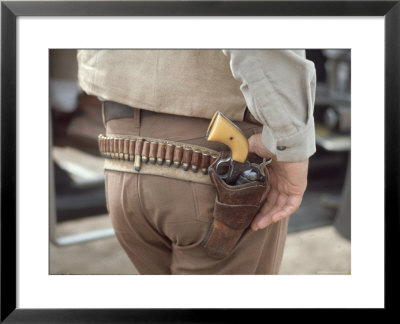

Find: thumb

[248,134,272,158]
[248,133,262,153]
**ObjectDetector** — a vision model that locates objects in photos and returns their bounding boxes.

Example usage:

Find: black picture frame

[1,1,399,322]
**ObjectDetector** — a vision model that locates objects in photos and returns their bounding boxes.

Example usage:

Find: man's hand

[248,134,309,231]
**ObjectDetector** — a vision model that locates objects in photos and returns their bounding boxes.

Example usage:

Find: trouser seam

[253,225,272,272]
[137,173,171,247]
[270,220,283,274]
[136,173,151,227]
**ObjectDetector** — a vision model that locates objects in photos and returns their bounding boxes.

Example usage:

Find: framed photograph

[1,1,398,321]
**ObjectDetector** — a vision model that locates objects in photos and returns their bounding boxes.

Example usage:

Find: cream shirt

[78,49,316,162]
[223,50,316,161]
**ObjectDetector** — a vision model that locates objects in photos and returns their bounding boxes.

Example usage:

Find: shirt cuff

[261,118,316,162]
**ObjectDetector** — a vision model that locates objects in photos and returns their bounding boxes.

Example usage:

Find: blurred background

[49,49,351,275]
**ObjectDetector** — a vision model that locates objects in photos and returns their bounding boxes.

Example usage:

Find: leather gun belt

[98,134,220,185]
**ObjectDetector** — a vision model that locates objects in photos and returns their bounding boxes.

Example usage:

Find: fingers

[251,194,303,231]
[250,190,281,230]
[252,189,279,226]
[251,205,283,230]
[248,133,273,158]
[247,134,261,153]
[270,204,298,223]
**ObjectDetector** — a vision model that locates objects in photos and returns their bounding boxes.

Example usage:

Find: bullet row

[98,135,218,174]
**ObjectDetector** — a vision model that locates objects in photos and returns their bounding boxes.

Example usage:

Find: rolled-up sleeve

[223,50,316,162]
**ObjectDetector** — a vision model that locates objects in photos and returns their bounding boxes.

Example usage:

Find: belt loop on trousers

[133,106,141,129]
[101,101,107,128]
[103,101,141,129]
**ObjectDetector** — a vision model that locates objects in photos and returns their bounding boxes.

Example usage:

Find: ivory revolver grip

[206,111,248,163]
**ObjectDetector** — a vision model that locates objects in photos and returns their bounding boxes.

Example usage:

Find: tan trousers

[105,110,288,274]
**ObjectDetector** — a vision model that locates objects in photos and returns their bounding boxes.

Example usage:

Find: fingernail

[260,222,270,229]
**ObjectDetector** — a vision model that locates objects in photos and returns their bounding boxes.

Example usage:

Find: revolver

[206,111,270,185]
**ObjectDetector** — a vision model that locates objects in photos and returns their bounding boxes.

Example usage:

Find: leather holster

[202,153,270,259]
